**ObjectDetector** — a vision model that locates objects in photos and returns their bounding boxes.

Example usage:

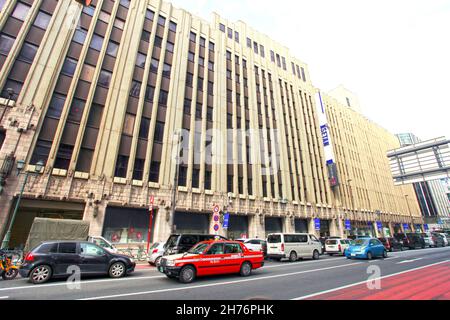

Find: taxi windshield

[188,243,209,254]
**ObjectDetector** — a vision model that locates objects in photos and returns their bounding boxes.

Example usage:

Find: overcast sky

[170,0,450,142]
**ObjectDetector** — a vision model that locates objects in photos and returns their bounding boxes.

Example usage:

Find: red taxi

[158,240,264,283]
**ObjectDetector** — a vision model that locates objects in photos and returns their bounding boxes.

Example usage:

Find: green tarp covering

[24,218,90,253]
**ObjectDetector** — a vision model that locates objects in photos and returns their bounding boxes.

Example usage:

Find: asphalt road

[0,246,449,300]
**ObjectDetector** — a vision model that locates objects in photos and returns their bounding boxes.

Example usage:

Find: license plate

[351,253,356,257]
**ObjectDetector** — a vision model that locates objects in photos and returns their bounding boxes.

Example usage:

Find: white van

[266,233,322,262]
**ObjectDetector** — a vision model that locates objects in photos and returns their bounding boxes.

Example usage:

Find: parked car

[345,238,388,260]
[236,238,267,257]
[325,239,351,256]
[319,236,340,254]
[158,240,264,283]
[432,232,449,246]
[378,237,403,252]
[267,233,322,262]
[163,234,227,256]
[394,233,426,250]
[147,242,166,266]
[19,241,135,284]
[431,233,446,247]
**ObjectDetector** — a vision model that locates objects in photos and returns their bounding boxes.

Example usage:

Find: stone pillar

[308,218,319,237]
[248,214,265,239]
[388,222,395,237]
[152,206,171,243]
[284,216,295,234]
[83,201,107,237]
[373,222,380,237]
[337,219,345,239]
[329,219,339,237]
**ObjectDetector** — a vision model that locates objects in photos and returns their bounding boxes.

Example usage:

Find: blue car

[345,238,388,260]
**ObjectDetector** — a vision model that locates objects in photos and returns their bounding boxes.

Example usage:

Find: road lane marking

[397,258,423,264]
[79,262,365,300]
[0,296,9,299]
[291,259,450,300]
[0,275,166,292]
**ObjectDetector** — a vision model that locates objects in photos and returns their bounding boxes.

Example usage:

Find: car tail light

[152,249,158,254]
[25,253,35,262]
[281,243,285,252]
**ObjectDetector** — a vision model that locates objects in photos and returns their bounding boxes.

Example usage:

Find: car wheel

[109,262,126,278]
[2,268,18,280]
[155,256,162,267]
[240,262,252,277]
[367,251,373,260]
[30,265,52,284]
[313,250,320,260]
[383,250,388,258]
[289,251,297,262]
[179,265,196,284]
[328,253,334,256]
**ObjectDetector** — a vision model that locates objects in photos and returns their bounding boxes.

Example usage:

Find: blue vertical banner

[403,223,410,231]
[376,221,383,230]
[345,220,351,231]
[424,224,429,231]
[314,218,321,231]
[222,213,230,229]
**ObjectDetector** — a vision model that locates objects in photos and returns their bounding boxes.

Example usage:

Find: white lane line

[0,275,166,292]
[291,259,450,300]
[0,296,9,299]
[397,258,423,264]
[79,262,365,300]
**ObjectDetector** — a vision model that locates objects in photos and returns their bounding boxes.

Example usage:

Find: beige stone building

[0,0,422,249]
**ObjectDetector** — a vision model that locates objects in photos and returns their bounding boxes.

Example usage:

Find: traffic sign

[345,220,351,230]
[314,218,321,231]
[150,196,154,205]
[213,205,220,213]
[214,224,220,232]
[223,213,230,229]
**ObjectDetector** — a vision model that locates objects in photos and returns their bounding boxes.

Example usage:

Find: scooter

[0,250,20,280]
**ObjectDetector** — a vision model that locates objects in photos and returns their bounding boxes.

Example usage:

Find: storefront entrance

[265,217,283,236]
[295,219,309,233]
[173,211,210,234]
[320,220,331,237]
[226,215,249,240]
[7,199,85,250]
[102,207,156,245]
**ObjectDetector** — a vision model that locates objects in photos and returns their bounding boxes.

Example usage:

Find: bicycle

[136,246,148,262]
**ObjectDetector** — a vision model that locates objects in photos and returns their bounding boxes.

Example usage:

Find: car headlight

[166,260,176,267]
[129,258,135,263]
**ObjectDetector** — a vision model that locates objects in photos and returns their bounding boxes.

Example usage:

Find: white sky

[170,0,450,141]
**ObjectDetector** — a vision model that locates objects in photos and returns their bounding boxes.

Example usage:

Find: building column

[249,214,265,238]
[329,219,339,237]
[284,216,295,234]
[373,222,380,237]
[83,201,107,237]
[336,219,344,239]
[152,206,171,243]
[389,222,395,236]
[308,218,319,237]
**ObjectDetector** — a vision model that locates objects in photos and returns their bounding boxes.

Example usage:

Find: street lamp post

[1,160,43,250]
[0,88,15,124]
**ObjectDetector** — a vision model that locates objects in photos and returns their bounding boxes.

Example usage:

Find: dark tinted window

[179,235,198,246]
[206,243,224,255]
[267,234,281,243]
[36,243,58,254]
[224,243,242,254]
[58,242,77,254]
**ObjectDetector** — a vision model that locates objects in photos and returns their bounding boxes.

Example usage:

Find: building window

[162,63,172,78]
[186,72,193,87]
[169,21,177,32]
[0,34,15,55]
[115,155,129,178]
[98,70,112,88]
[190,32,196,42]
[89,34,104,51]
[178,165,187,186]
[205,171,212,190]
[145,85,155,101]
[61,57,77,76]
[219,23,225,32]
[130,81,141,97]
[253,42,258,54]
[34,11,52,30]
[106,41,119,57]
[150,58,159,73]
[209,42,215,51]
[12,2,31,21]
[247,38,251,48]
[154,121,165,142]
[136,52,146,68]
[73,29,87,45]
[154,36,163,48]
[158,15,166,26]
[47,94,66,118]
[146,9,154,20]
[235,31,239,43]
[166,41,174,53]
[158,90,169,106]
[139,117,150,139]
[227,28,233,39]
[188,51,195,62]
[184,98,191,114]
[149,161,160,182]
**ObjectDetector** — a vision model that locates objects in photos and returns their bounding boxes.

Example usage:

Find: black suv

[394,233,426,250]
[19,241,135,284]
[164,234,228,255]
